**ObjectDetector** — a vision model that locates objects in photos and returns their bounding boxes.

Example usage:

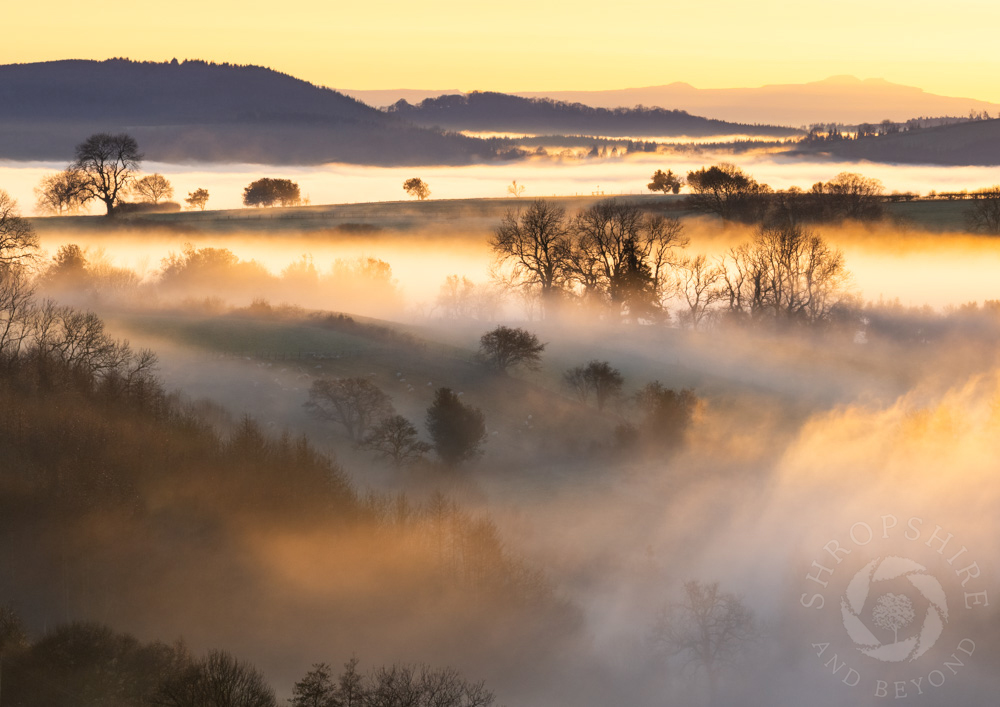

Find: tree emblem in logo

[841,556,949,662]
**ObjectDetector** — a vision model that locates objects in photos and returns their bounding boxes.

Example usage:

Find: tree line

[302,322,697,472]
[0,613,499,707]
[490,197,851,327]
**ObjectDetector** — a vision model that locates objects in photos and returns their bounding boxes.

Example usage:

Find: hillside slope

[793,118,1000,165]
[0,59,505,165]
[386,91,799,137]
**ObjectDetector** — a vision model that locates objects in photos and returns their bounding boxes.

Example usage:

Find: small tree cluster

[491,198,687,320]
[158,650,276,707]
[634,382,697,448]
[305,377,394,442]
[722,222,849,325]
[304,377,432,467]
[291,657,496,707]
[647,169,684,195]
[243,178,301,207]
[34,170,89,215]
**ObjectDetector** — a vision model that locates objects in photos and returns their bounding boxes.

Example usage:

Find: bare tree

[650,580,756,702]
[968,186,1000,233]
[304,377,395,442]
[338,657,365,707]
[506,180,526,197]
[132,173,174,204]
[478,325,545,372]
[34,169,89,215]
[490,200,571,314]
[364,662,496,707]
[73,133,143,215]
[0,193,39,363]
[0,264,36,361]
[403,177,430,200]
[564,360,623,411]
[361,415,431,466]
[436,275,503,321]
[291,663,339,707]
[817,172,885,221]
[570,199,687,319]
[158,650,276,707]
[0,191,39,266]
[722,223,849,325]
[675,255,724,328]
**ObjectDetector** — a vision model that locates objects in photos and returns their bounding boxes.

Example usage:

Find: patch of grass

[112,312,381,356]
[886,199,973,231]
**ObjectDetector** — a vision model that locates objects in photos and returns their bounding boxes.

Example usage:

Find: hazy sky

[4,0,1000,101]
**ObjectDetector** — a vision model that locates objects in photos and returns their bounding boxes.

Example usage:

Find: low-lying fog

[30,220,1000,310]
[5,151,1000,212]
[8,196,1000,706]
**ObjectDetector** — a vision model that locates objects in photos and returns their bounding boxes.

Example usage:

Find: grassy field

[30,193,979,236]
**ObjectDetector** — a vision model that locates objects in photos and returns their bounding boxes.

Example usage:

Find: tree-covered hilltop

[388,91,801,138]
[0,59,514,165]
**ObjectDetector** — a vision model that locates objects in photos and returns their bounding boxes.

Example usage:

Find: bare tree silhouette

[650,580,756,702]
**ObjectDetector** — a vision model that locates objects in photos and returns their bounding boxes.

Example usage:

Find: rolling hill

[793,117,1000,165]
[384,91,800,137]
[0,59,505,165]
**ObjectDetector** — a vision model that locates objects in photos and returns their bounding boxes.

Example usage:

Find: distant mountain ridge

[385,92,800,138]
[347,77,1000,127]
[0,59,501,165]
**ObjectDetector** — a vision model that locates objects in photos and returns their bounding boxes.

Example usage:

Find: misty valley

[2,155,999,707]
[0,58,999,707]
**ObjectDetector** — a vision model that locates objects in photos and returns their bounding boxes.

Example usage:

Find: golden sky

[4,0,1000,101]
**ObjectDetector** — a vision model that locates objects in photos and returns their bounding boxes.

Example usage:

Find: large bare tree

[73,133,143,216]
[650,580,756,702]
[675,254,725,329]
[722,222,848,325]
[490,199,572,315]
[304,377,394,442]
[570,199,687,319]
[968,185,1000,233]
